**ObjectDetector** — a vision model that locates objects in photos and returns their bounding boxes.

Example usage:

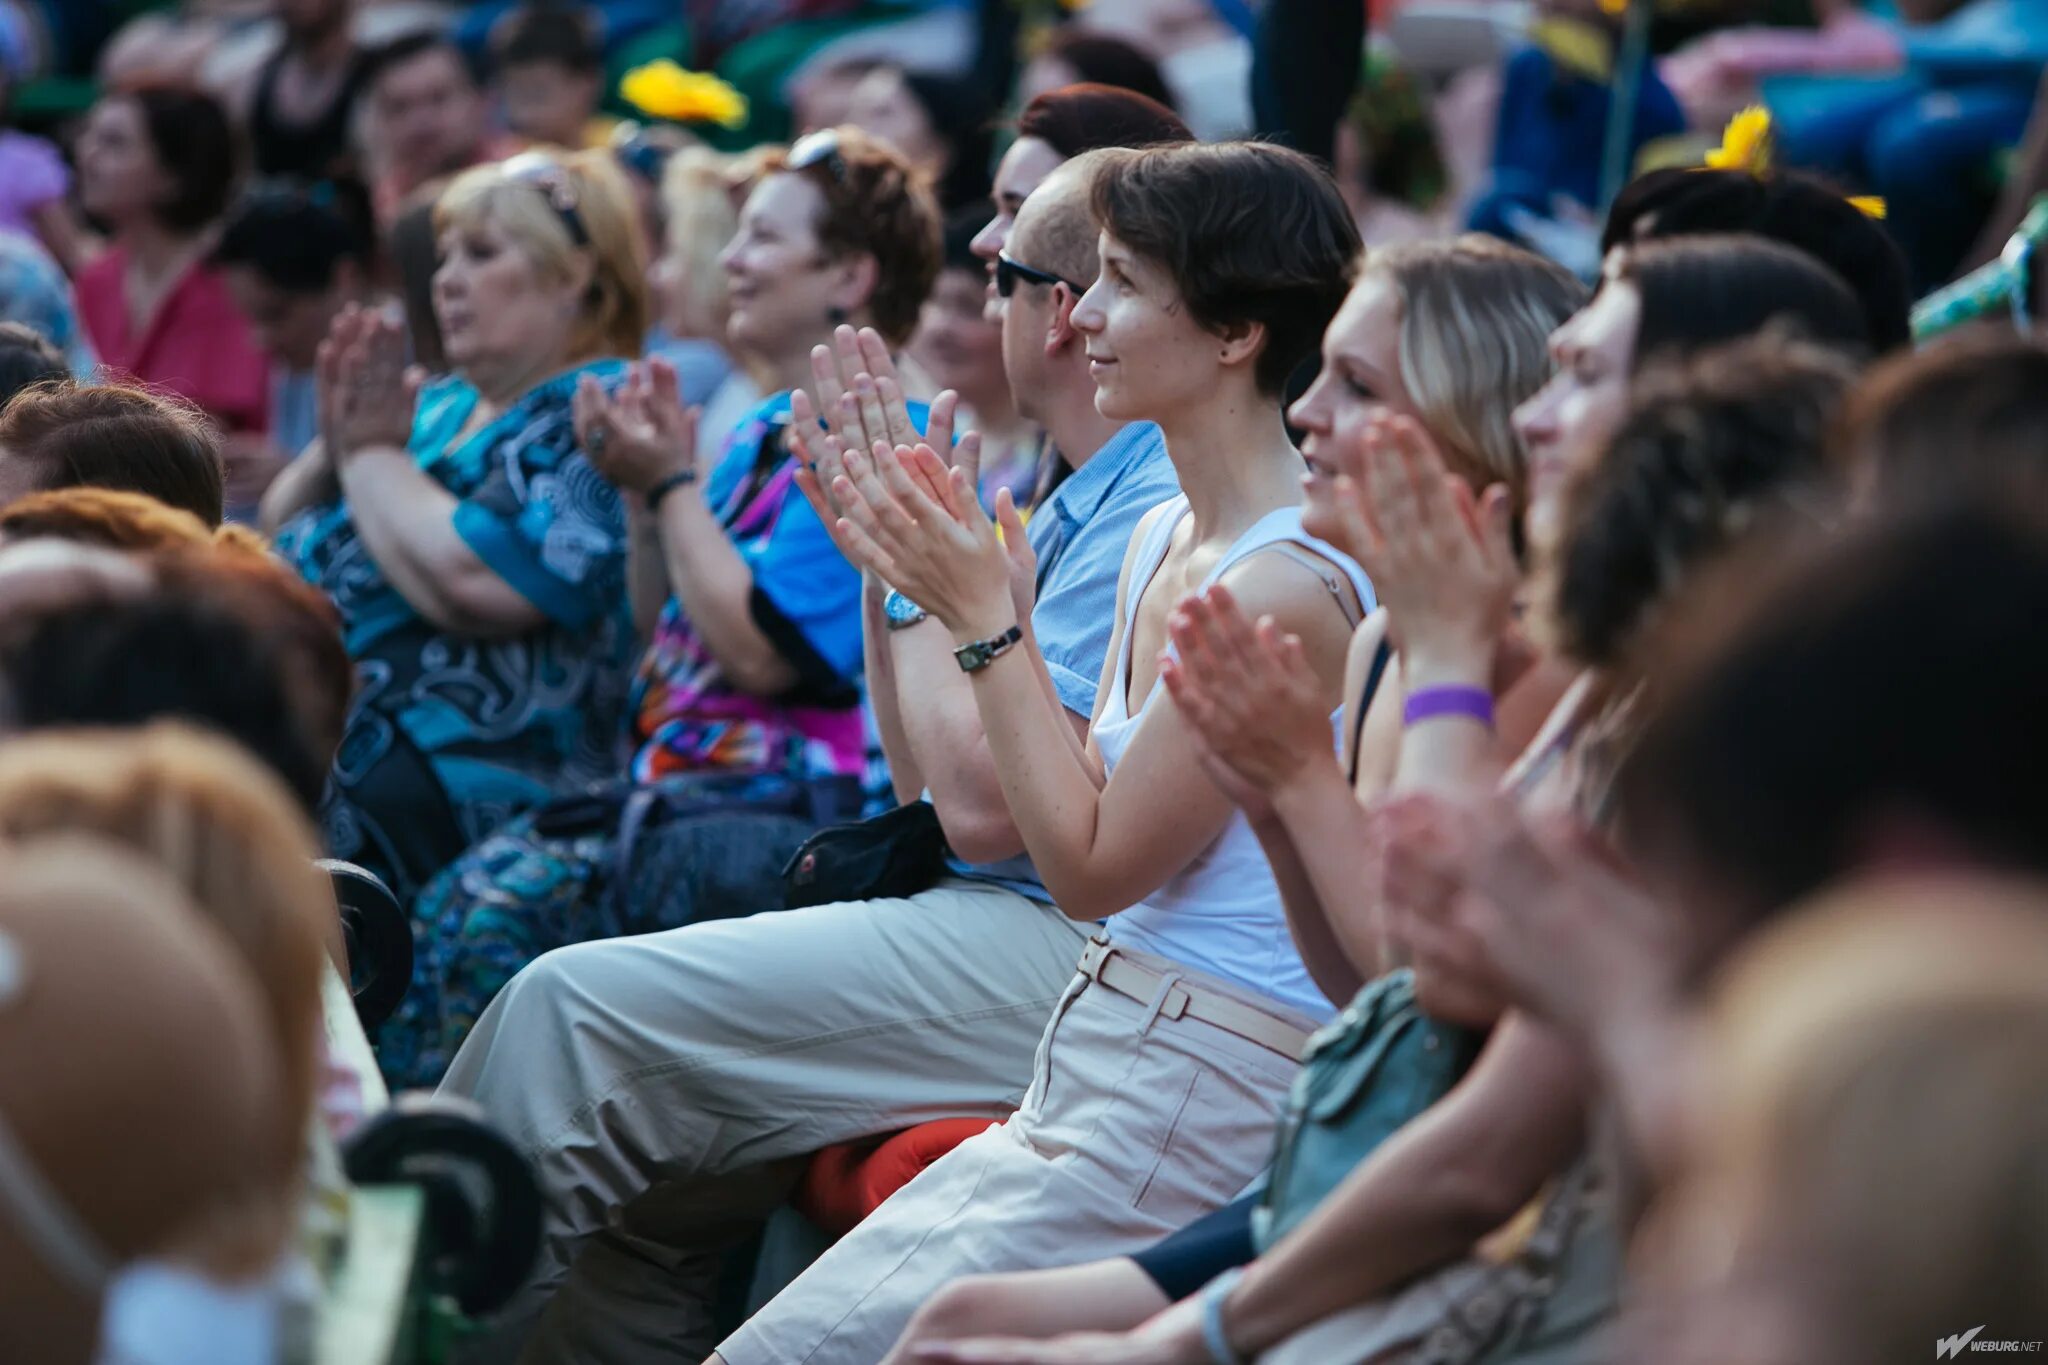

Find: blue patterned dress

[276,361,635,903]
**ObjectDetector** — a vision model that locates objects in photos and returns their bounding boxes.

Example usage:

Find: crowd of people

[0,0,2045,1363]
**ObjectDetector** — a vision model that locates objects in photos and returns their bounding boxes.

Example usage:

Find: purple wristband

[1403,684,1495,730]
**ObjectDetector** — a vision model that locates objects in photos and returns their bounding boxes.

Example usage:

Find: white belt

[1077,937,1309,1063]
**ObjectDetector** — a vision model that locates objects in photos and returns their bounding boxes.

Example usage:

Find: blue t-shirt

[946,421,1181,901]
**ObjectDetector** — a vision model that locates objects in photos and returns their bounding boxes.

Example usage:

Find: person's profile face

[76,98,169,225]
[1513,278,1640,550]
[1289,271,1415,548]
[1068,230,1229,425]
[222,265,347,372]
[432,214,578,375]
[717,173,838,357]
[844,68,943,173]
[972,137,1065,321]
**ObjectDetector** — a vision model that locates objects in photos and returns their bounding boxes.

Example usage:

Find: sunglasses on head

[609,120,675,186]
[502,152,591,247]
[996,251,1082,299]
[787,127,849,183]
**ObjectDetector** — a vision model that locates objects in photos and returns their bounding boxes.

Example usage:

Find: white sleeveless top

[1095,496,1375,1023]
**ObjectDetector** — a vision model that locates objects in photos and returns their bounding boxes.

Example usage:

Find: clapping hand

[791,325,961,528]
[319,304,422,460]
[1334,415,1517,682]
[827,441,1025,641]
[572,358,700,500]
[1158,585,1338,817]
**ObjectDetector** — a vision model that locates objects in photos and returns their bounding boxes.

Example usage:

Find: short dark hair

[0,546,350,814]
[127,86,240,233]
[1553,334,1853,669]
[1614,234,1870,371]
[1605,167,1912,353]
[213,178,374,293]
[1016,82,1191,160]
[1087,140,1361,395]
[1836,325,2048,503]
[490,2,603,74]
[1618,498,2048,920]
[0,324,67,410]
[361,30,484,95]
[1034,29,1177,113]
[762,126,941,348]
[0,382,225,527]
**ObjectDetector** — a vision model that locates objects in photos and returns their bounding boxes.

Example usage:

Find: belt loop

[1139,972,1183,1035]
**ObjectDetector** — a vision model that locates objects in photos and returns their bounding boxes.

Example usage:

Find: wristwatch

[882,589,929,632]
[953,624,1023,674]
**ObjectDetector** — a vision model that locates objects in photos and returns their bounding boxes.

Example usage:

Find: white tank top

[1094,496,1375,1023]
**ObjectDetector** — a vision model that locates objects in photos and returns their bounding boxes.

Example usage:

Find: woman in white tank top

[711,143,1372,1365]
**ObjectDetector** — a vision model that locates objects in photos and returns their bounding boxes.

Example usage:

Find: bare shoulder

[1214,543,1364,646]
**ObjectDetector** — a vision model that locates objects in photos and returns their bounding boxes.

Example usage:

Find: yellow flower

[1847,195,1887,220]
[619,61,748,130]
[1704,105,1772,175]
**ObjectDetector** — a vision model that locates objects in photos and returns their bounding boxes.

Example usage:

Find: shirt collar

[1047,421,1166,527]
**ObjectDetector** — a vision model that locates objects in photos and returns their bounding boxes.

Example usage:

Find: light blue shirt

[946,421,1180,902]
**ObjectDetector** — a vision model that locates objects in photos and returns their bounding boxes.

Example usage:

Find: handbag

[1255,969,1483,1250]
[781,799,950,909]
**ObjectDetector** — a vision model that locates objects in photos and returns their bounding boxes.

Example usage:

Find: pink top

[75,246,270,434]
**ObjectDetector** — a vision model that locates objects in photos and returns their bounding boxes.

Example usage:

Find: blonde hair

[656,147,752,339]
[1364,235,1585,508]
[0,726,333,1200]
[437,148,650,362]
[1679,876,2048,1365]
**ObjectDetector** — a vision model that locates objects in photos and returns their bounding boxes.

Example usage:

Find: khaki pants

[436,878,1091,1363]
[717,946,1313,1365]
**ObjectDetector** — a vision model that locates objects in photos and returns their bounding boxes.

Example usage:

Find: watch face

[885,593,926,627]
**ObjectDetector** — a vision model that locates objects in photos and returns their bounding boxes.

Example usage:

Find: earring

[826,305,849,325]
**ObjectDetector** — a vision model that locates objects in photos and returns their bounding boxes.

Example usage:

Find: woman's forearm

[1251,806,1366,1005]
[1224,1016,1591,1355]
[654,487,798,696]
[1268,752,1388,986]
[337,446,541,635]
[625,507,671,644]
[865,583,927,804]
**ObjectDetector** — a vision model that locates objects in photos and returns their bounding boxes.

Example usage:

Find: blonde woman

[267,148,651,903]
[0,725,336,1271]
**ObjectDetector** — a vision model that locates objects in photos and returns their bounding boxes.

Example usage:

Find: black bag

[782,799,950,909]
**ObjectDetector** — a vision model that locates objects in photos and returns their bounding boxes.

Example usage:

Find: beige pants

[436,878,1091,1363]
[717,946,1314,1365]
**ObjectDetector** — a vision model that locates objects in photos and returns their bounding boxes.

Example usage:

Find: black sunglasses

[502,152,590,247]
[995,251,1082,299]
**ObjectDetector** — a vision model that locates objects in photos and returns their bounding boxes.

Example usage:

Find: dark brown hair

[124,86,241,233]
[0,381,225,527]
[1553,333,1852,669]
[1032,32,1177,115]
[1835,325,2048,503]
[1614,234,1870,369]
[0,323,66,410]
[1016,82,1190,160]
[1087,140,1361,395]
[761,126,941,348]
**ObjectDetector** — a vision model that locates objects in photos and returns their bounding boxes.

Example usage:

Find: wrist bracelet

[1403,684,1495,730]
[1199,1267,1249,1365]
[645,468,699,512]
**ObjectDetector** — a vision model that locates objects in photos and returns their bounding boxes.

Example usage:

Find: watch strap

[954,624,1024,673]
[645,467,699,512]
